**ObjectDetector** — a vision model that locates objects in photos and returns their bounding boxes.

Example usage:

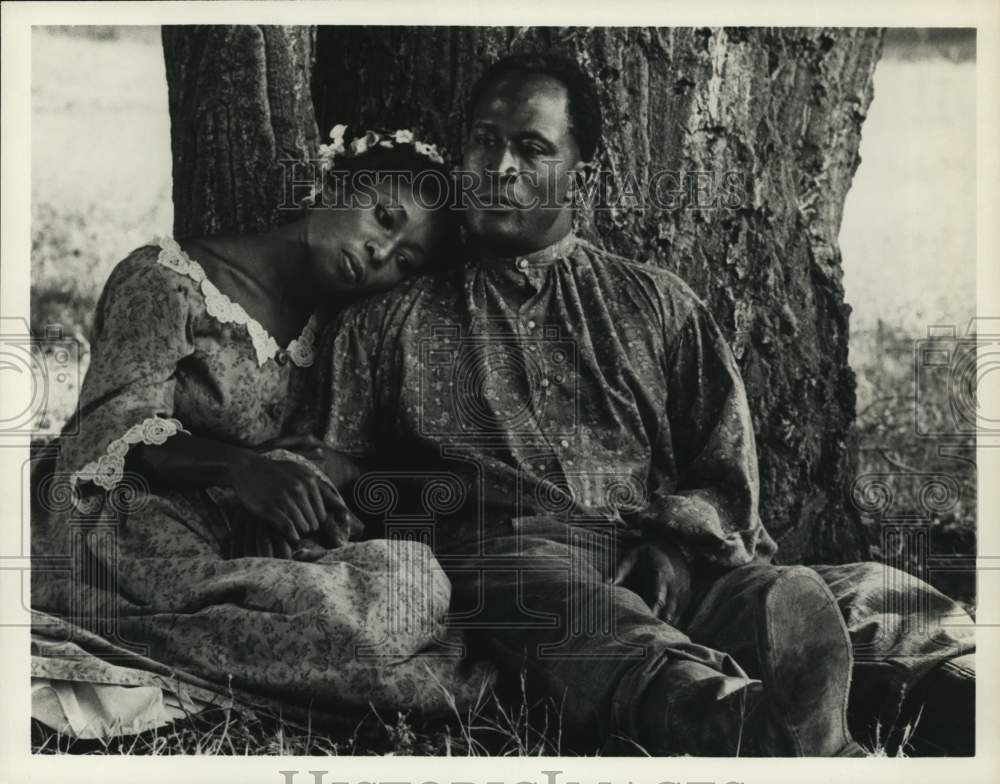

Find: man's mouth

[341,250,367,285]
[480,191,530,210]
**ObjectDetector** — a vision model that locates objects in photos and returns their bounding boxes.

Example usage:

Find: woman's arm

[130,434,254,488]
[130,434,352,546]
[253,434,371,491]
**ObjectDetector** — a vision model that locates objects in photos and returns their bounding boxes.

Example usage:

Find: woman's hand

[229,451,347,546]
[233,512,328,561]
[255,434,362,490]
[613,539,693,626]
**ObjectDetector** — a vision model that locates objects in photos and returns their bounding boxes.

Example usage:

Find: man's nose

[490,142,519,177]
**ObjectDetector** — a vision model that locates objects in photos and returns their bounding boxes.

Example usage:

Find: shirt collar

[476,232,580,271]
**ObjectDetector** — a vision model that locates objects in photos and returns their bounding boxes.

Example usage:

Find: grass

[31,670,923,757]
[863,714,922,758]
[32,675,574,757]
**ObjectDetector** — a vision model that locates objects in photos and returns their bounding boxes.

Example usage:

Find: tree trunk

[164,25,883,565]
[162,25,319,237]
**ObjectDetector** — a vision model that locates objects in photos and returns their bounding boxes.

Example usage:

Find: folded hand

[612,539,693,626]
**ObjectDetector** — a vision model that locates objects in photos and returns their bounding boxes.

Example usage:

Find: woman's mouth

[341,250,367,285]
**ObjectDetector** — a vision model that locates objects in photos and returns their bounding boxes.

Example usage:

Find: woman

[31,128,491,737]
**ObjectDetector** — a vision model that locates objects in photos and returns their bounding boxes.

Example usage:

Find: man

[320,53,974,756]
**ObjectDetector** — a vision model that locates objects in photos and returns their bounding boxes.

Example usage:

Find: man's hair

[467,52,603,162]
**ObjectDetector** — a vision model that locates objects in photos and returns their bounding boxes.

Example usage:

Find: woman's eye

[397,254,412,272]
[473,132,497,147]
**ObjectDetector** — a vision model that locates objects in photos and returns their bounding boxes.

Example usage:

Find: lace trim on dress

[152,236,317,368]
[72,416,189,491]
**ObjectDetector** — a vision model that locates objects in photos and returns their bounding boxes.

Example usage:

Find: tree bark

[162,25,319,237]
[165,25,883,565]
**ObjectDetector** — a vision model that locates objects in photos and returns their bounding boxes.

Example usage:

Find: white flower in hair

[330,123,348,146]
[413,141,445,165]
[316,143,337,172]
[321,124,447,166]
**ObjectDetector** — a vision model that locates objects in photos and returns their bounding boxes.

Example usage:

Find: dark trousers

[441,516,975,754]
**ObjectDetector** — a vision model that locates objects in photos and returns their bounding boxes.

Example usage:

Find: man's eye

[397,254,413,272]
[522,142,546,157]
[375,204,393,228]
[473,132,497,147]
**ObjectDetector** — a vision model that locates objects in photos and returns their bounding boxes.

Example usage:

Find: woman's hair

[329,142,452,213]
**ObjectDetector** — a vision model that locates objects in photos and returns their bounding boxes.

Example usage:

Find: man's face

[461,73,584,255]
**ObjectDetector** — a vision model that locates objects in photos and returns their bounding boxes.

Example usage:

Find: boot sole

[757,567,856,755]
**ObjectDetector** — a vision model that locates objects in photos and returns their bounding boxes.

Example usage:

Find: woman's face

[307,179,443,295]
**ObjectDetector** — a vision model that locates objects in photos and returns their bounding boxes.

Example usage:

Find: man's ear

[566,160,597,204]
[576,160,598,182]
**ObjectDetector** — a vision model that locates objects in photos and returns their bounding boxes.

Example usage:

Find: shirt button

[527,320,536,329]
[517,258,529,270]
[560,439,569,448]
[540,378,549,388]
[536,463,546,473]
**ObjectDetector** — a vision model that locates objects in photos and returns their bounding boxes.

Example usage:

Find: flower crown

[317,123,446,172]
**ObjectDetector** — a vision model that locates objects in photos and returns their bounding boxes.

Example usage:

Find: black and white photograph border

[1,1,999,783]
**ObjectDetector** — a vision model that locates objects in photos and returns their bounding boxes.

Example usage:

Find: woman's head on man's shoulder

[297,51,605,298]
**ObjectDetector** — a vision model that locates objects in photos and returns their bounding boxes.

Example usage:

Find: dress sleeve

[62,246,195,491]
[636,302,778,567]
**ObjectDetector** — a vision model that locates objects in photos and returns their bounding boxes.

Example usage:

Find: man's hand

[613,539,693,626]
[232,510,294,559]
[255,434,361,490]
[231,511,349,561]
[314,486,364,548]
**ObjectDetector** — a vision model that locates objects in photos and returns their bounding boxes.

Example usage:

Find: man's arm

[636,300,778,569]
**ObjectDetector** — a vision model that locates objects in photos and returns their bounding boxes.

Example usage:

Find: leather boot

[638,566,863,756]
[746,566,863,756]
[635,658,766,756]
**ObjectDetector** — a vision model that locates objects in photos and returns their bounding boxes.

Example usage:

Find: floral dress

[31,238,492,737]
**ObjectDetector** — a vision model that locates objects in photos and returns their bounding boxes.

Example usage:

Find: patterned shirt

[319,233,778,566]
